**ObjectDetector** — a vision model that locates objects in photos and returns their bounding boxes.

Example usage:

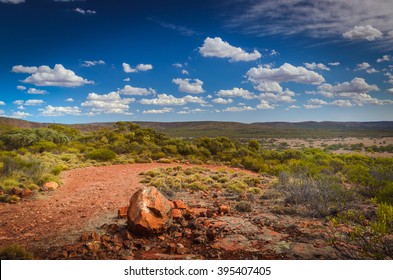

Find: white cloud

[343,25,383,41]
[24,99,44,106]
[13,100,24,105]
[217,87,256,100]
[143,107,173,114]
[172,78,204,94]
[377,55,392,63]
[304,62,330,71]
[226,1,393,42]
[65,98,74,102]
[317,77,379,98]
[12,64,93,87]
[81,92,135,114]
[75,8,96,15]
[27,88,48,94]
[247,63,325,86]
[258,89,296,103]
[386,88,393,94]
[212,98,233,104]
[256,100,274,110]
[17,85,26,91]
[39,105,81,117]
[0,101,5,105]
[328,62,341,66]
[385,72,393,84]
[173,63,183,68]
[304,104,322,109]
[140,94,206,106]
[366,68,379,74]
[331,99,354,107]
[11,111,31,119]
[82,60,105,67]
[17,106,25,110]
[123,77,131,82]
[223,106,256,112]
[286,105,300,110]
[254,82,283,93]
[122,63,153,73]
[307,99,328,107]
[181,69,189,75]
[199,37,261,62]
[0,0,25,4]
[117,85,156,96]
[355,62,371,70]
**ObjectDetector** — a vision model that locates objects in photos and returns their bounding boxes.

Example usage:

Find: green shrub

[235,201,253,212]
[376,182,393,205]
[0,245,33,260]
[86,149,116,162]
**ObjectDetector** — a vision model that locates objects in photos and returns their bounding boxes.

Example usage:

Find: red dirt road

[0,163,226,254]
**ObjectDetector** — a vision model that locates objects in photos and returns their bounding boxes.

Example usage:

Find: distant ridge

[1,117,393,138]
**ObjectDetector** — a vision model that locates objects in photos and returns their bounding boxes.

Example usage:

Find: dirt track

[0,163,219,254]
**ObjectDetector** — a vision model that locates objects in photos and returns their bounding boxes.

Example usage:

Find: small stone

[43,182,59,191]
[86,241,101,252]
[118,206,128,219]
[166,243,176,254]
[90,232,101,241]
[20,188,33,198]
[219,205,230,215]
[176,243,186,255]
[173,200,187,209]
[172,209,182,218]
[80,232,89,241]
[193,236,206,244]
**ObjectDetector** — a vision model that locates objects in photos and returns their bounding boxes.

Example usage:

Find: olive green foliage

[235,201,253,212]
[0,244,33,260]
[140,166,264,194]
[86,148,116,162]
[331,202,393,259]
[276,172,358,217]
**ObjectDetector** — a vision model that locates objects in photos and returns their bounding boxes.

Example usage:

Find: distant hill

[1,117,393,139]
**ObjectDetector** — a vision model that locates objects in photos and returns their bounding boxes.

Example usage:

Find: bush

[0,245,33,260]
[86,149,116,162]
[235,201,253,212]
[276,172,357,217]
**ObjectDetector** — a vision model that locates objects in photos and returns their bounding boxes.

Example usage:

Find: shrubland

[0,121,392,258]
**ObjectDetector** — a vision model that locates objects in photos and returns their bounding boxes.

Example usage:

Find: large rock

[127,187,173,236]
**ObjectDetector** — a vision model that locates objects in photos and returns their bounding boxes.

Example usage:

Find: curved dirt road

[0,163,218,255]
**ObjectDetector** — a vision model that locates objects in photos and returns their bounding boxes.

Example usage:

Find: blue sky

[0,0,393,123]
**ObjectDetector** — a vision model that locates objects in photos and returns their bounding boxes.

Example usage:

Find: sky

[0,0,393,124]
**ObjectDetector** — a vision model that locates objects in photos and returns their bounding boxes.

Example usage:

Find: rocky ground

[0,163,339,260]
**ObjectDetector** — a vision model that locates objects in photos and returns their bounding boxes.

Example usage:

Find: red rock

[173,200,187,209]
[172,209,182,218]
[43,182,59,191]
[118,206,128,219]
[166,243,176,254]
[90,232,101,241]
[80,232,89,241]
[20,188,33,198]
[168,201,175,209]
[127,186,173,235]
[219,205,230,215]
[86,241,101,252]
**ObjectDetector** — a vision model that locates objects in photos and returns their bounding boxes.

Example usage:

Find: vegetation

[1,119,392,258]
[0,245,33,260]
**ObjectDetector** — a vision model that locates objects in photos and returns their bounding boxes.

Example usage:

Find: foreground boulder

[127,186,173,235]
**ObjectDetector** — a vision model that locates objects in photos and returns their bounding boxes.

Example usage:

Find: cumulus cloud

[75,8,96,15]
[0,101,5,105]
[343,25,383,41]
[0,0,25,4]
[172,78,204,94]
[11,111,31,119]
[223,106,256,112]
[253,82,283,93]
[377,55,392,63]
[27,88,48,94]
[65,98,74,102]
[386,88,393,94]
[24,99,45,106]
[12,64,93,87]
[140,94,206,106]
[122,63,153,73]
[143,107,173,114]
[181,69,189,75]
[81,92,135,114]
[256,100,274,110]
[246,63,325,86]
[304,62,330,71]
[317,77,379,98]
[286,105,301,110]
[13,100,24,105]
[328,62,341,66]
[217,87,256,100]
[331,99,354,107]
[258,89,296,103]
[355,62,379,73]
[39,105,81,117]
[82,60,105,67]
[117,85,156,96]
[199,37,261,62]
[212,98,233,104]
[17,85,26,91]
